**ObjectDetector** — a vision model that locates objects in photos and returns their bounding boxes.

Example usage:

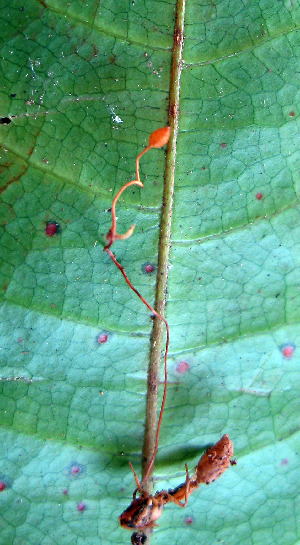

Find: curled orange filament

[103,126,171,486]
[104,126,170,251]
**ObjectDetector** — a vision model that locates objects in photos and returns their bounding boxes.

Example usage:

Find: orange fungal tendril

[103,126,171,488]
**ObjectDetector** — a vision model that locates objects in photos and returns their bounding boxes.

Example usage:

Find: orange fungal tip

[148,126,171,149]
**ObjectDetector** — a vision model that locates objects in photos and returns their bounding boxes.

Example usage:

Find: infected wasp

[103,129,235,542]
[120,434,235,539]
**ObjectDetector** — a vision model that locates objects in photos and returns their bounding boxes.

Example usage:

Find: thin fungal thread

[103,127,171,488]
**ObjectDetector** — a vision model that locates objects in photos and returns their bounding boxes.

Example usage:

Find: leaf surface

[0,1,299,544]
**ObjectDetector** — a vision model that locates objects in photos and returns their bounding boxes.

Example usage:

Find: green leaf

[1,1,299,545]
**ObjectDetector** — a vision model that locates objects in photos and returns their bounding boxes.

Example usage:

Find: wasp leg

[164,463,191,507]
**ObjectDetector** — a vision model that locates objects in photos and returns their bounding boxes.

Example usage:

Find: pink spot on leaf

[66,461,85,478]
[98,333,108,344]
[256,192,263,200]
[289,111,295,117]
[281,344,295,359]
[221,142,227,148]
[185,516,193,524]
[63,489,68,495]
[77,502,86,512]
[281,458,288,466]
[0,482,6,492]
[176,361,190,374]
[144,263,155,274]
[45,221,59,237]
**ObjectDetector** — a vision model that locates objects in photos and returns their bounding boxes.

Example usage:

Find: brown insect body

[195,433,234,484]
[119,493,164,531]
[119,435,234,533]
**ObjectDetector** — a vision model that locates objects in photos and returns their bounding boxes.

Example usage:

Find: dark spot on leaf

[10,93,16,98]
[0,117,12,125]
[131,533,147,545]
[45,221,60,236]
[169,102,177,118]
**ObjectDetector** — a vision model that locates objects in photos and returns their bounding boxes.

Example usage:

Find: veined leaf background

[0,1,299,544]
